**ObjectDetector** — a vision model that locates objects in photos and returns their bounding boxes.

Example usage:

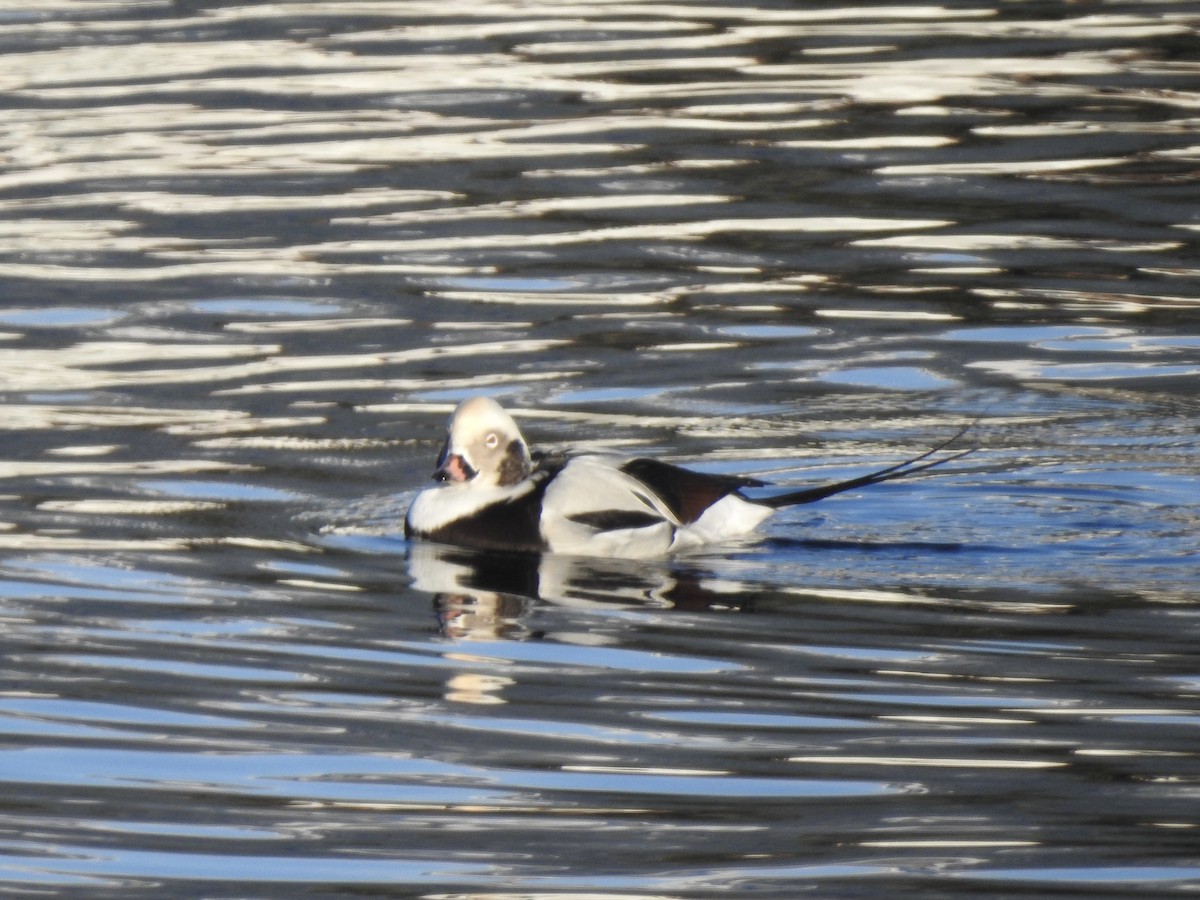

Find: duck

[404,397,971,558]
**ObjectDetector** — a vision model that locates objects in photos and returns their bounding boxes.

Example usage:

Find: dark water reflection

[2,0,1200,896]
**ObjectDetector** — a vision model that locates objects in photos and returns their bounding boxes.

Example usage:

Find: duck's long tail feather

[758,428,975,509]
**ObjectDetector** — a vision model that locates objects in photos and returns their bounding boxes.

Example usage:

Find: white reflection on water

[875,156,1128,176]
[38,499,224,515]
[855,233,1183,253]
[971,359,1200,382]
[790,755,1065,770]
[0,337,566,391]
[0,459,242,478]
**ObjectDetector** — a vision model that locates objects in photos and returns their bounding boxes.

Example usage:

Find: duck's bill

[435,452,477,483]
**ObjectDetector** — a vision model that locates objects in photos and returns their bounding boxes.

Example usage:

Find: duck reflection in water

[408,541,753,642]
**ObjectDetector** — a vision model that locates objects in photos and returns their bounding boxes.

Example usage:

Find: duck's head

[433,397,532,488]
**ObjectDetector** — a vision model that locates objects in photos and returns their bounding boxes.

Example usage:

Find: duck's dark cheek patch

[497,439,531,486]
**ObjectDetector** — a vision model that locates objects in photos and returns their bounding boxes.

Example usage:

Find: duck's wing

[617,457,766,524]
[538,455,697,556]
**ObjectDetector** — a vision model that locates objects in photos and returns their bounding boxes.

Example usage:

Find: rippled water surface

[3,1,1200,896]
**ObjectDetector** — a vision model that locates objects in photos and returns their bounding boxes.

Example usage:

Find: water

[2,1,1200,896]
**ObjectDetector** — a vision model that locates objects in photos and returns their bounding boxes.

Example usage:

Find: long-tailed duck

[405,397,971,558]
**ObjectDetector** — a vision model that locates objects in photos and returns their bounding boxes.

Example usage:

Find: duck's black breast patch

[406,453,568,554]
[409,485,547,553]
[567,510,666,532]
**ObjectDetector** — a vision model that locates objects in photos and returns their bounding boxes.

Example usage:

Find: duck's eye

[484,432,500,449]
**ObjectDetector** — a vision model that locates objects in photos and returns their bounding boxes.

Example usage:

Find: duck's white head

[433,397,532,489]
